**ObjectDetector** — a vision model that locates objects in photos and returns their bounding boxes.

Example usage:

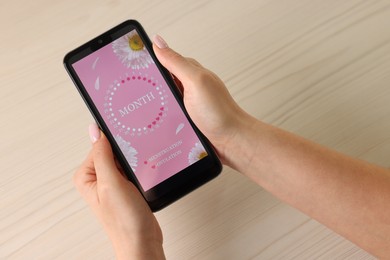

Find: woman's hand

[73,123,165,260]
[153,35,250,164]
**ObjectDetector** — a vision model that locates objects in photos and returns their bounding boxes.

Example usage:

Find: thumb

[152,35,196,82]
[89,123,123,184]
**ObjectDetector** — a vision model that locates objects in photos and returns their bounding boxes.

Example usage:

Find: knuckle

[187,57,202,67]
[193,69,213,85]
[167,50,183,62]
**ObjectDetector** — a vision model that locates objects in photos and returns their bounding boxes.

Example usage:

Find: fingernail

[153,34,168,49]
[89,122,101,143]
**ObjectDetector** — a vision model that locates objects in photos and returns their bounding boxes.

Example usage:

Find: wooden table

[2,0,389,259]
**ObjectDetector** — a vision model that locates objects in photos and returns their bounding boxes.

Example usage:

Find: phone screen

[72,29,208,191]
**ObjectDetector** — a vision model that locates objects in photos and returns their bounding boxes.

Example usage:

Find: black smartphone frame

[63,20,222,211]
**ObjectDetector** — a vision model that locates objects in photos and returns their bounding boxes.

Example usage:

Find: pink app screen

[73,30,207,191]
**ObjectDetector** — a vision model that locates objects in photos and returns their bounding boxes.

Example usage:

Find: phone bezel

[63,20,222,211]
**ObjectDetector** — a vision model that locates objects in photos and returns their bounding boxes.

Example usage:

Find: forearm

[113,239,165,260]
[223,113,390,258]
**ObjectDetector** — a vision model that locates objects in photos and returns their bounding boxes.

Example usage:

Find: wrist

[219,110,260,173]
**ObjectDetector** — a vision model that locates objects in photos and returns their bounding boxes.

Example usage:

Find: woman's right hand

[152,35,250,162]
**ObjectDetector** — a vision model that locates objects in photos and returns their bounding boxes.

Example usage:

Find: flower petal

[176,123,184,135]
[94,76,100,90]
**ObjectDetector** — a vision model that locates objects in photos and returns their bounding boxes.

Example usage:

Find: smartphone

[64,20,222,211]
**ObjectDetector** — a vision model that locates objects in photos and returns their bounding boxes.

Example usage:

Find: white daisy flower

[114,135,138,172]
[112,30,154,69]
[188,142,208,165]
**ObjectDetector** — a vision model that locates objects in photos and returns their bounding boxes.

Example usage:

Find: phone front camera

[98,39,103,44]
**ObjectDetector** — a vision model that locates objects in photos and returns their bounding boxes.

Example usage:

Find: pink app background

[73,30,207,191]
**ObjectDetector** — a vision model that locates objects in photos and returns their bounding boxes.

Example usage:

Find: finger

[93,134,123,184]
[152,35,199,82]
[73,150,96,197]
[89,126,124,185]
[186,57,203,68]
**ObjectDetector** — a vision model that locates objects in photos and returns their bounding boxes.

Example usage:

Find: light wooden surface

[1,0,389,259]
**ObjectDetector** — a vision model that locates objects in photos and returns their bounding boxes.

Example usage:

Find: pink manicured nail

[89,122,101,143]
[153,34,168,49]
